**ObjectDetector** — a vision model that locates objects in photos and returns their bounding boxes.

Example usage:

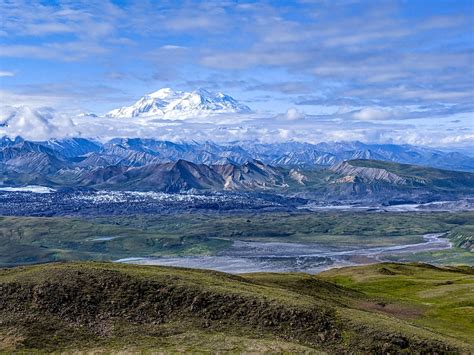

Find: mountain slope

[39,138,101,158]
[330,161,407,185]
[320,159,474,202]
[214,160,286,190]
[0,141,67,175]
[319,262,474,347]
[341,160,474,193]
[106,88,251,119]
[102,160,225,192]
[83,159,287,192]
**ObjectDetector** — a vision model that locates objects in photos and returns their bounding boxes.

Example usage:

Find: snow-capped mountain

[106,88,251,119]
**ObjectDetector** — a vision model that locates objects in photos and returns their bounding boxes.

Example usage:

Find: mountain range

[1,137,473,202]
[1,136,473,171]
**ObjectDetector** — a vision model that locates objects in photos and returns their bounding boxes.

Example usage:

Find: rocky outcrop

[289,169,308,185]
[214,160,286,190]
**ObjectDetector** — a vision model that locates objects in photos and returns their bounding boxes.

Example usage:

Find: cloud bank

[0,106,74,140]
[1,104,472,149]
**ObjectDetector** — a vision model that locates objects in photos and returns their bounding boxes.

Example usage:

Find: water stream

[116,233,451,274]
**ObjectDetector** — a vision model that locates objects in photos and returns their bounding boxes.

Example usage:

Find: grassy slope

[0,262,472,353]
[1,212,473,266]
[319,263,474,346]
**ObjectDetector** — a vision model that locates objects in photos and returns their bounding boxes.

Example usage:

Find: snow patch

[0,185,56,193]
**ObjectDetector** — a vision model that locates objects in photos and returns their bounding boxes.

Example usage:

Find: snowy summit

[106,88,251,120]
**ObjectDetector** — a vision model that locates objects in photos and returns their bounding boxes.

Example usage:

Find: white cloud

[0,41,108,61]
[0,90,61,108]
[161,45,187,50]
[0,71,15,77]
[275,107,306,121]
[0,104,471,148]
[23,22,76,36]
[352,107,392,121]
[0,106,74,140]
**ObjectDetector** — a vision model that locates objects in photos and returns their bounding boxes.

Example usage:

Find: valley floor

[1,210,473,268]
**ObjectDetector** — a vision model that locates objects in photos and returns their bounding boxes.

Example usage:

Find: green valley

[1,211,473,267]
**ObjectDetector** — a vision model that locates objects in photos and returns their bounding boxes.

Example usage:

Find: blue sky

[0,0,473,147]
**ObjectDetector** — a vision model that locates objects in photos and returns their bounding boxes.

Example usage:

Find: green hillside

[0,262,472,353]
[319,263,474,346]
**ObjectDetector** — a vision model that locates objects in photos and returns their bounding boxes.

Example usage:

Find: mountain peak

[147,88,181,99]
[193,88,211,95]
[106,88,251,120]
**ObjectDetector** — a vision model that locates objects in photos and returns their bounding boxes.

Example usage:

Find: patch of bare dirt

[357,300,424,320]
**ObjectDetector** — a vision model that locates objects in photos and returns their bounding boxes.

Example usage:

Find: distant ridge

[1,137,474,172]
[1,137,474,202]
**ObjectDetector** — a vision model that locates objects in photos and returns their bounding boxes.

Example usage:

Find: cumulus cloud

[352,107,393,121]
[275,108,306,121]
[0,106,74,140]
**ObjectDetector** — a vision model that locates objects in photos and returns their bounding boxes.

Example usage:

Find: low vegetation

[319,262,474,346]
[0,211,473,266]
[0,262,472,353]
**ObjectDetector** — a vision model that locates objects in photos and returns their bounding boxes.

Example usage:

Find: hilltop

[0,262,472,353]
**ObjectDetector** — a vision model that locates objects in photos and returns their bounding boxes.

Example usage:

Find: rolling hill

[0,262,472,353]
